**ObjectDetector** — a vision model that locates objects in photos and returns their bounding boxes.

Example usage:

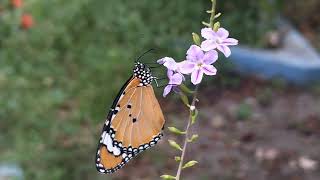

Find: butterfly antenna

[135,49,155,63]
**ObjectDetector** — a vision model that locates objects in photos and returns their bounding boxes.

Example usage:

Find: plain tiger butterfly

[95,56,165,174]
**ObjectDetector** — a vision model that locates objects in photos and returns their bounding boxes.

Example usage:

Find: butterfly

[95,59,165,174]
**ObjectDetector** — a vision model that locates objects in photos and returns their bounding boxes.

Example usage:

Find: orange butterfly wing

[96,76,165,174]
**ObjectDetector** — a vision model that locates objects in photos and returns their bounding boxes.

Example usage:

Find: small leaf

[180,84,195,94]
[179,92,190,107]
[202,21,210,27]
[168,140,182,151]
[187,134,199,142]
[191,109,199,124]
[213,22,220,31]
[182,160,198,169]
[168,127,186,135]
[192,32,201,46]
[174,156,181,162]
[214,13,221,18]
[206,10,213,13]
[160,175,176,180]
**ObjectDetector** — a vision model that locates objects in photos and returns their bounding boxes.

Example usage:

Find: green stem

[175,85,199,180]
[174,1,217,179]
[210,0,217,29]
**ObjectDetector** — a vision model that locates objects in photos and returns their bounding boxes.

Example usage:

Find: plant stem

[210,0,217,29]
[174,1,217,179]
[175,85,199,180]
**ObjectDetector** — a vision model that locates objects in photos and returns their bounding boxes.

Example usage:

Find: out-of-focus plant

[219,0,282,47]
[159,1,238,179]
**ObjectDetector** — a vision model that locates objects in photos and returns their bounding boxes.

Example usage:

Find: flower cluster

[9,0,34,30]
[158,27,238,97]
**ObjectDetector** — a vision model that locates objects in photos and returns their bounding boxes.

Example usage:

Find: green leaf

[168,127,186,135]
[168,140,182,151]
[180,84,195,94]
[160,175,176,180]
[213,22,220,31]
[174,156,181,162]
[187,134,199,142]
[182,160,198,169]
[206,10,213,13]
[179,92,190,107]
[191,109,199,124]
[192,32,201,46]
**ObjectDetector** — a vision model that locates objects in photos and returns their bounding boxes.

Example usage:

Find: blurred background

[0,0,320,179]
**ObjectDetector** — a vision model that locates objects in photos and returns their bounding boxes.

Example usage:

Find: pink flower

[163,70,183,97]
[201,27,238,57]
[157,57,180,71]
[180,45,218,85]
[157,57,184,97]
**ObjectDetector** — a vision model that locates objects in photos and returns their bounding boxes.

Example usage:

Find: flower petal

[170,73,183,85]
[191,69,204,85]
[217,45,231,57]
[201,27,215,39]
[157,57,178,70]
[186,45,204,62]
[202,50,218,65]
[163,85,172,97]
[223,38,238,46]
[216,28,229,39]
[157,57,173,64]
[157,58,166,64]
[201,40,217,52]
[179,61,196,74]
[163,58,178,71]
[167,69,174,78]
[201,64,217,75]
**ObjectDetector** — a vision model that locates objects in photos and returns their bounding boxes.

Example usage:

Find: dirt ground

[107,77,320,180]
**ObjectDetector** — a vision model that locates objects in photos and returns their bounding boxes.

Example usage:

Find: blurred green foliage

[0,0,283,179]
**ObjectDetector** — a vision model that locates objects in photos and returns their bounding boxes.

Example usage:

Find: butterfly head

[133,62,153,86]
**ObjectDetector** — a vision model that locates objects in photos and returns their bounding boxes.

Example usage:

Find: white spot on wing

[100,131,106,143]
[113,146,121,156]
[102,132,122,156]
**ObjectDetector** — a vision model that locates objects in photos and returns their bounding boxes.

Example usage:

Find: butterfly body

[95,61,165,174]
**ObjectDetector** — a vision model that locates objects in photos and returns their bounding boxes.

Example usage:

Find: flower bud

[192,32,201,46]
[213,22,220,31]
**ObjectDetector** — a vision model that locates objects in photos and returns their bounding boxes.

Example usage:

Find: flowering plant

[159,0,238,179]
